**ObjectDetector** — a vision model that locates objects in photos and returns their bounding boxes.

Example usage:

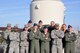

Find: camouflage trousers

[9,42,19,53]
[21,46,29,53]
[3,42,8,53]
[52,44,63,53]
[3,44,7,53]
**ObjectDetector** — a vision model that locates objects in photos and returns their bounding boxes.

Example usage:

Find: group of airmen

[0,20,78,53]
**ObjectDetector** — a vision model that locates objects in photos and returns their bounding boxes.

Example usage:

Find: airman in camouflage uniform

[64,25,77,53]
[3,24,12,53]
[51,24,64,53]
[29,23,41,53]
[20,24,29,53]
[40,26,51,53]
[9,25,20,53]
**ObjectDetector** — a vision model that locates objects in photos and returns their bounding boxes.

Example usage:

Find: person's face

[38,22,43,27]
[28,23,32,27]
[14,28,18,32]
[68,27,73,32]
[43,28,48,32]
[7,26,11,30]
[62,25,66,29]
[34,26,38,29]
[55,26,59,30]
[51,21,55,26]
[24,27,28,31]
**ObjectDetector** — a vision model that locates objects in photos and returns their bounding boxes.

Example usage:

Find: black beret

[43,26,48,29]
[33,23,38,26]
[28,20,32,23]
[68,25,72,28]
[39,20,42,23]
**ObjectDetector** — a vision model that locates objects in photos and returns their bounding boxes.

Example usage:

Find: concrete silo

[30,0,65,25]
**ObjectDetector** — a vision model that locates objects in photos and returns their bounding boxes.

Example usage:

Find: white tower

[30,0,65,25]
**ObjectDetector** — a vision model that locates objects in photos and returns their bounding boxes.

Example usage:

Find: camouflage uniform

[51,29,64,53]
[29,30,41,53]
[3,27,11,53]
[0,34,4,45]
[20,31,29,53]
[9,25,20,53]
[9,32,20,53]
[40,33,51,53]
[64,32,77,53]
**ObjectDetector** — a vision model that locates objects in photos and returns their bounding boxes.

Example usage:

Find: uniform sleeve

[41,33,51,42]
[45,33,51,42]
[51,30,58,39]
[40,35,45,42]
[56,30,64,39]
[29,32,34,40]
[65,34,72,42]
[34,31,41,39]
[3,31,8,39]
[41,37,51,42]
[45,37,51,42]
[0,34,5,43]
[9,33,14,40]
[70,33,77,41]
[17,33,20,42]
[20,32,25,41]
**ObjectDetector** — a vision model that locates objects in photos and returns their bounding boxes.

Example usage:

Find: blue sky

[0,0,80,30]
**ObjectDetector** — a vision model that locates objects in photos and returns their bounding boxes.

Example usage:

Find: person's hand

[45,38,48,39]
